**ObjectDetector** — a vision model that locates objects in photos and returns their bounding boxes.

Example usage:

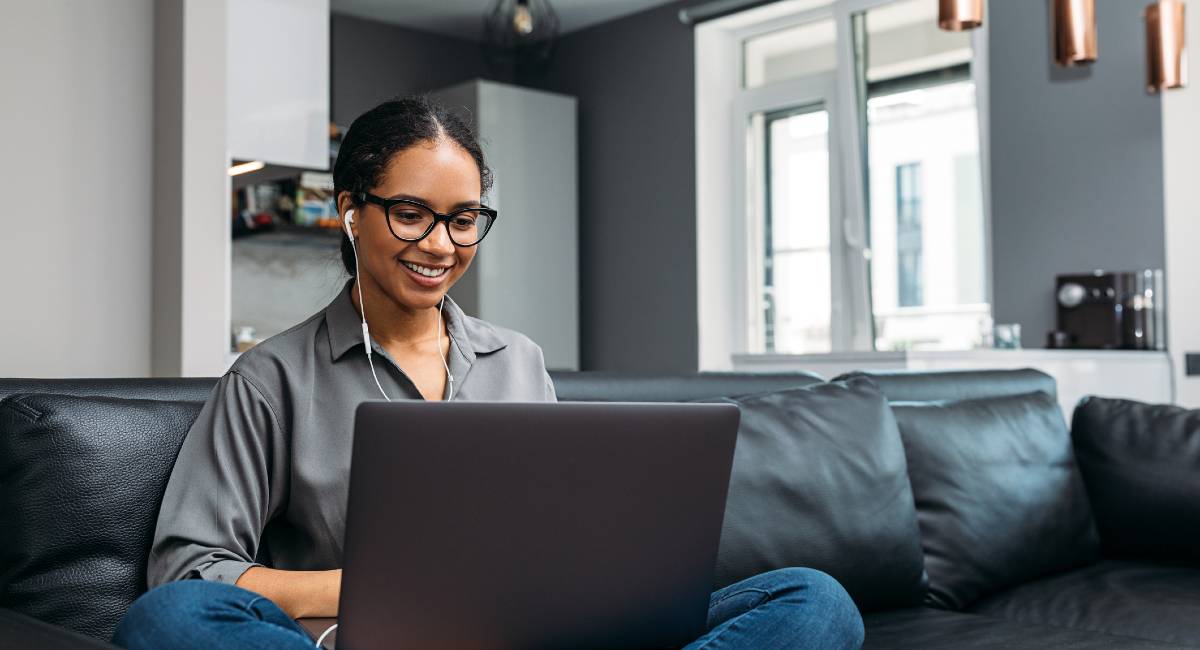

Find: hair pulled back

[333,95,492,275]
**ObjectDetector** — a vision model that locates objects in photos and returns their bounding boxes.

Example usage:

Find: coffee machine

[1049,270,1164,350]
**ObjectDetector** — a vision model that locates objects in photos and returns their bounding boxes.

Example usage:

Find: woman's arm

[148,372,289,589]
[236,567,342,619]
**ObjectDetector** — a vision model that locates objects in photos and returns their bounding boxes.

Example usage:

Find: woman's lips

[399,259,453,288]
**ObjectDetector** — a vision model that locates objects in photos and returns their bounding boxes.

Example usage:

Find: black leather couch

[2,369,1199,648]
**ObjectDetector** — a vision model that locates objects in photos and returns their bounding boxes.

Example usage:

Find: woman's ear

[336,191,359,239]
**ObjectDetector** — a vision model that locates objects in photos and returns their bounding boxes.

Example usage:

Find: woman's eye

[394,211,424,223]
[450,216,477,229]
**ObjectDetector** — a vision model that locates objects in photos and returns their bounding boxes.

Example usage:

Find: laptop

[304,401,740,649]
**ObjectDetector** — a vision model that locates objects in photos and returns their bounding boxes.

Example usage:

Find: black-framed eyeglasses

[356,192,498,247]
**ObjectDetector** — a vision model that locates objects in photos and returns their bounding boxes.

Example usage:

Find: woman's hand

[236,567,342,619]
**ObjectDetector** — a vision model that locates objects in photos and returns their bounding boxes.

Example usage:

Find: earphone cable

[348,228,392,401]
[314,622,338,648]
[439,294,455,401]
[346,209,455,401]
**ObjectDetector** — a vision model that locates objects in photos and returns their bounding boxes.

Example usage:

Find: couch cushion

[1071,397,1200,563]
[0,608,119,650]
[969,559,1200,647]
[891,391,1100,610]
[0,378,216,403]
[835,369,1056,403]
[703,378,928,612]
[0,393,202,640]
[864,607,1184,649]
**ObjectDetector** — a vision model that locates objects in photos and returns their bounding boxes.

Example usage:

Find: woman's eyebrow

[385,193,482,210]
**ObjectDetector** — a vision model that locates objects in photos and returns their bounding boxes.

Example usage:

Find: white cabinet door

[227,0,329,169]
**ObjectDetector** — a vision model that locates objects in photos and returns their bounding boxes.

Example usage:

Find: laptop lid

[338,401,740,650]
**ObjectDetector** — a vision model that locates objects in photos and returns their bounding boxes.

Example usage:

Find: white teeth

[402,261,449,278]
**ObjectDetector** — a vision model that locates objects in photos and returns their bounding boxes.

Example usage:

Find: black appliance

[1052,270,1163,350]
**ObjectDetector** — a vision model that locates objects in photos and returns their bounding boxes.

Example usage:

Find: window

[895,162,923,307]
[738,15,843,354]
[761,106,833,353]
[864,0,988,351]
[695,0,990,367]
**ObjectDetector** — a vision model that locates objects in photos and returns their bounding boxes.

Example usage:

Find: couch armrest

[1071,396,1200,563]
[0,608,118,649]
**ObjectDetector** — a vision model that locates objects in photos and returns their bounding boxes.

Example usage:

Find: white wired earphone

[317,209,456,646]
[343,208,455,402]
[315,622,338,648]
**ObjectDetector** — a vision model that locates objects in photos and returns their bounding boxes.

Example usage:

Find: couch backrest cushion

[835,369,1056,404]
[891,391,1100,611]
[1071,396,1200,563]
[0,393,202,641]
[0,374,825,406]
[550,371,824,402]
[0,378,216,403]
[703,377,928,612]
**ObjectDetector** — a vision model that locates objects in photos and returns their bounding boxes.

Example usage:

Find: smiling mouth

[401,261,452,278]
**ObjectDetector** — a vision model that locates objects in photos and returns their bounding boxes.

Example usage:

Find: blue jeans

[115,568,864,649]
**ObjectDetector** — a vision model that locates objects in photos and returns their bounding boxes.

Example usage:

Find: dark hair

[333,95,492,275]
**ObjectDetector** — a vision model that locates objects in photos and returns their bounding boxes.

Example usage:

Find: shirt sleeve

[147,370,289,588]
[543,370,558,402]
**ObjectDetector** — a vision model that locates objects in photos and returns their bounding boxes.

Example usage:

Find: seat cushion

[864,607,1185,649]
[891,391,1100,610]
[703,378,928,612]
[969,560,1200,647]
[0,607,119,650]
[1071,397,1200,563]
[0,393,202,640]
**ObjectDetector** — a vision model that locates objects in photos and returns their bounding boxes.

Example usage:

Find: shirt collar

[326,279,508,362]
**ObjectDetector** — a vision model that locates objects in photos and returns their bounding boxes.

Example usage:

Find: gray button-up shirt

[148,281,557,588]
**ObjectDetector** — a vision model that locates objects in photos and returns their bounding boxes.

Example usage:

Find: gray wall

[988,0,1165,343]
[0,0,155,377]
[333,5,701,372]
[331,13,511,125]
[520,1,699,372]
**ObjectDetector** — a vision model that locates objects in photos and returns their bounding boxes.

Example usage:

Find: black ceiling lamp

[483,0,560,68]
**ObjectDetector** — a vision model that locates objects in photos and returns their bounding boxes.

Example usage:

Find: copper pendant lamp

[938,0,984,32]
[1053,0,1098,66]
[1146,1,1188,92]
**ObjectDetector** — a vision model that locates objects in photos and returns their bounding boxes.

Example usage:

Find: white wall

[1161,5,1200,407]
[0,0,154,377]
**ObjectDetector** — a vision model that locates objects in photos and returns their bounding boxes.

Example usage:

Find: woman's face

[346,138,482,311]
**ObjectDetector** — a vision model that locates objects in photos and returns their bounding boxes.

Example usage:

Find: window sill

[730,348,1174,416]
[732,347,1169,370]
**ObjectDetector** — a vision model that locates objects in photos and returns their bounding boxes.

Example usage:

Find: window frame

[733,71,842,353]
[894,161,923,307]
[695,0,993,370]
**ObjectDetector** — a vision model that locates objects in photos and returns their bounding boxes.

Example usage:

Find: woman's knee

[124,580,241,618]
[114,580,255,646]
[770,568,865,646]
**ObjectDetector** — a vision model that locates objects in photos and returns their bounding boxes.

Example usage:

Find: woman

[114,97,864,649]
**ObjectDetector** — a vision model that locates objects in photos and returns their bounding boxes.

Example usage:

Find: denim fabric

[115,568,863,649]
[687,568,864,649]
[113,580,312,648]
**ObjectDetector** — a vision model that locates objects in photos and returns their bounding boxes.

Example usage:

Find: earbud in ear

[343,209,356,238]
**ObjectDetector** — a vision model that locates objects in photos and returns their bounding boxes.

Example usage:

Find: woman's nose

[418,222,455,255]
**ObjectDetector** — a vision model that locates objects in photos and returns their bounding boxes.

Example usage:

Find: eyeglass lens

[387,204,494,245]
